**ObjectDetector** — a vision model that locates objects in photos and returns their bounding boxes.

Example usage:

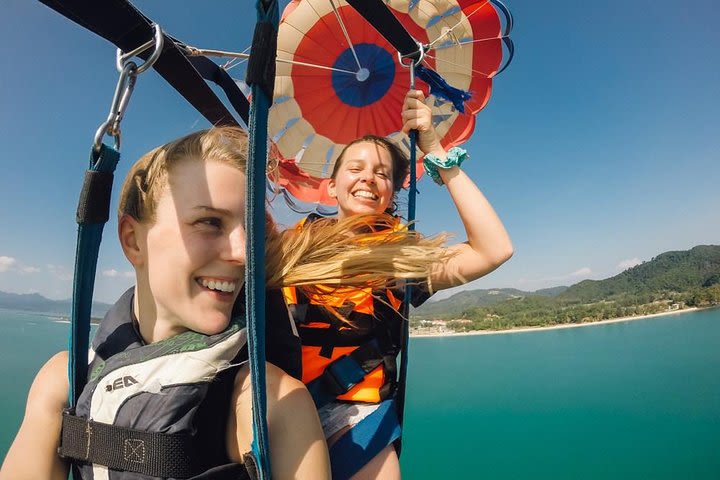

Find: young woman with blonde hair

[0,126,447,480]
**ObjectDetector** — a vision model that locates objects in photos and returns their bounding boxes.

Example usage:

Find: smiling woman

[120,154,250,341]
[284,90,515,479]
[0,126,449,480]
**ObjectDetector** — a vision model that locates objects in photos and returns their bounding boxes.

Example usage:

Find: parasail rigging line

[184,46,357,75]
[329,0,363,72]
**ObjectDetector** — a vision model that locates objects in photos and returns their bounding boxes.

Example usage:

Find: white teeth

[200,278,236,293]
[353,190,377,199]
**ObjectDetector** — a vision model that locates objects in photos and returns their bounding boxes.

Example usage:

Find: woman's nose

[360,168,375,183]
[224,226,247,264]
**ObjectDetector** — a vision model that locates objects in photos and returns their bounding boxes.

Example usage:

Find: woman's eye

[196,217,222,230]
[377,172,389,179]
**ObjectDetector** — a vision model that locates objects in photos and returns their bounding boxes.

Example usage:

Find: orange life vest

[283,214,406,405]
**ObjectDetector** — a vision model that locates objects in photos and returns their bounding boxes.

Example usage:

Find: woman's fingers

[401,104,432,132]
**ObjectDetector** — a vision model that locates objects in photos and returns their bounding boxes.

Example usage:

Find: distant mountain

[413,245,720,321]
[413,286,567,319]
[0,291,111,317]
[533,286,569,297]
[559,245,720,302]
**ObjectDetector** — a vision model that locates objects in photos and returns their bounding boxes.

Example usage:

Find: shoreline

[410,307,709,338]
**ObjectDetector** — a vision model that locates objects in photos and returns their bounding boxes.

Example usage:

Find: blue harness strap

[245,0,279,478]
[394,127,417,457]
[69,144,120,406]
[329,399,402,480]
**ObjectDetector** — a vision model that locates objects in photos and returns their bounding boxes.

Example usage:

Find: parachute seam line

[424,53,493,78]
[426,0,491,50]
[329,0,362,71]
[302,0,356,72]
[186,45,356,75]
[430,34,511,51]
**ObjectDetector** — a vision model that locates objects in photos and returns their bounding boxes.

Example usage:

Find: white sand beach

[410,307,704,338]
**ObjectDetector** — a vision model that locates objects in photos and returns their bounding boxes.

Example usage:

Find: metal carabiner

[397,41,426,89]
[94,24,164,152]
[93,62,138,151]
[116,24,164,75]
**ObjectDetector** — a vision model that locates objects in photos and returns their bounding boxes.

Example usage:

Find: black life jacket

[59,288,251,479]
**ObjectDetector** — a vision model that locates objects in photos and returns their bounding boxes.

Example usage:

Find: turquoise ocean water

[1,308,719,478]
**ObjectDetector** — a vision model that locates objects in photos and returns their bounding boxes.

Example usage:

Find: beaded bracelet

[422,147,468,185]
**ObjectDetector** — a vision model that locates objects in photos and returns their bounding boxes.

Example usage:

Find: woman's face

[130,158,247,341]
[328,141,395,219]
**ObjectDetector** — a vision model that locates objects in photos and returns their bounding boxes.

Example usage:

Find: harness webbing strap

[246,20,278,101]
[59,410,193,478]
[344,0,418,59]
[187,55,250,125]
[76,170,114,224]
[305,338,387,409]
[395,128,418,456]
[38,0,242,126]
[245,1,279,478]
[69,145,120,406]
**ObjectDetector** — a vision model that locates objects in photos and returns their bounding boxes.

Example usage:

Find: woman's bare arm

[0,351,70,480]
[226,362,331,480]
[401,89,513,291]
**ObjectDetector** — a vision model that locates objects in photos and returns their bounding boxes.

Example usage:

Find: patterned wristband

[422,147,468,185]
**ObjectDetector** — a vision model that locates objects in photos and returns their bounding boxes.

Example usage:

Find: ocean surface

[1,308,719,479]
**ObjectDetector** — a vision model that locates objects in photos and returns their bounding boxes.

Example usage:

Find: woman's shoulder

[27,351,69,412]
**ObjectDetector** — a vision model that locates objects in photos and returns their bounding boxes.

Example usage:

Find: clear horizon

[1,0,719,303]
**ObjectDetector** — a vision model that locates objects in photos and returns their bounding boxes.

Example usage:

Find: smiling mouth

[352,190,378,200]
[197,277,237,293]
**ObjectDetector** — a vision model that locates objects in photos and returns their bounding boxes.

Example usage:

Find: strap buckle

[322,354,367,396]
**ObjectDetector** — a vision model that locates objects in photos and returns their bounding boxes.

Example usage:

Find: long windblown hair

[118,126,448,292]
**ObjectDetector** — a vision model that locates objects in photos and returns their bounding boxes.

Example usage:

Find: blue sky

[1,0,718,303]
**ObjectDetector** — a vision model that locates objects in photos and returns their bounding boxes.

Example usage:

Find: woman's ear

[327,178,337,199]
[118,214,144,267]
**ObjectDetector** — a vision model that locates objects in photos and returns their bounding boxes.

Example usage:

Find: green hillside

[559,245,720,302]
[413,288,525,318]
[412,286,568,319]
[412,245,720,333]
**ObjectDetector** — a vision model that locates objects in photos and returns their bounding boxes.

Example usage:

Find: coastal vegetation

[412,245,720,333]
[3,246,719,332]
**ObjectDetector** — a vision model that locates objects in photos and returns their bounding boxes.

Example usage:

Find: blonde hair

[119,127,448,290]
[119,127,249,223]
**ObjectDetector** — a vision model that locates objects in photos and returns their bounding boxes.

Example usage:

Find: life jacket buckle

[322,354,367,396]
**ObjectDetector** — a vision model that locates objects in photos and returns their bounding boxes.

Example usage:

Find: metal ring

[397,41,426,69]
[116,24,164,75]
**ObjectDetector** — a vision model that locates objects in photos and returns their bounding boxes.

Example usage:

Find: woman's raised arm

[401,90,513,291]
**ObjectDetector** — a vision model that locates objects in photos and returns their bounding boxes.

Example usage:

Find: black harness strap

[291,288,401,408]
[188,55,250,124]
[246,19,278,101]
[345,0,421,60]
[59,410,193,478]
[38,0,244,126]
[76,170,114,224]
[305,338,390,409]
